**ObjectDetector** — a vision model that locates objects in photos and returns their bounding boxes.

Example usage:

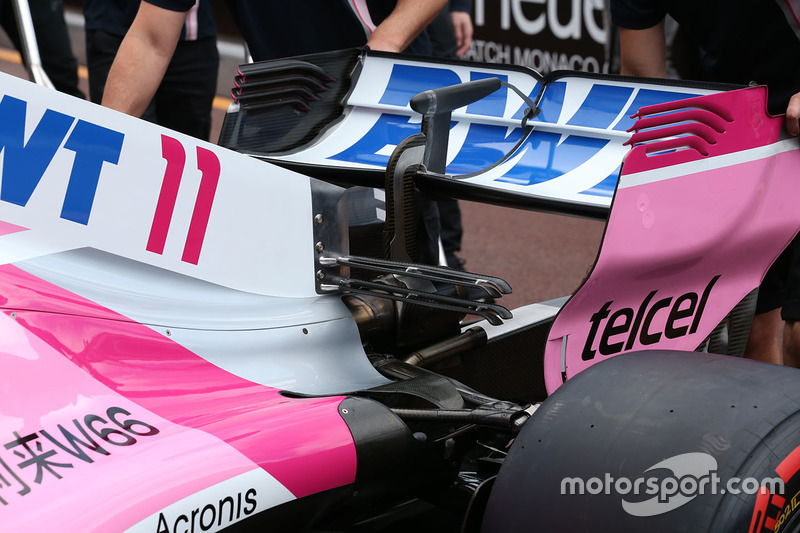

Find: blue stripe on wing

[567,85,635,129]
[495,133,609,187]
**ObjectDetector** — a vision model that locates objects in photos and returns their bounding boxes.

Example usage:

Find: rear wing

[221,49,735,218]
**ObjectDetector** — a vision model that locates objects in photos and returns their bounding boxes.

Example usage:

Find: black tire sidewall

[482,351,800,533]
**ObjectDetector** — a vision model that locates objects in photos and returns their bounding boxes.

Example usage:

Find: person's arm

[618,21,667,78]
[101,2,187,117]
[450,10,473,57]
[366,0,448,53]
[787,92,800,136]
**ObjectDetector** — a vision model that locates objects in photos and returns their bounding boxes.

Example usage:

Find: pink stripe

[0,220,28,236]
[782,0,800,26]
[184,1,199,40]
[0,265,358,501]
[146,135,185,255]
[348,0,377,33]
[181,147,220,265]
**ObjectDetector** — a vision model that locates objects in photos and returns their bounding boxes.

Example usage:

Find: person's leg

[781,235,800,367]
[427,6,457,59]
[154,37,218,140]
[426,8,466,269]
[783,321,800,367]
[1,0,24,60]
[28,0,84,98]
[437,199,464,270]
[745,246,790,363]
[745,308,782,364]
[415,193,442,265]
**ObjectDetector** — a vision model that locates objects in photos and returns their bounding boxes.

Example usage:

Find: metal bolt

[314,214,324,225]
[315,242,324,253]
[341,409,349,414]
[316,270,326,280]
[10,312,16,319]
[165,330,172,337]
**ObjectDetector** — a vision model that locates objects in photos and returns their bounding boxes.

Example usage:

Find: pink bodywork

[0,265,357,530]
[544,86,800,393]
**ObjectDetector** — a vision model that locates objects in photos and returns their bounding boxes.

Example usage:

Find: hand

[786,92,800,136]
[450,11,473,57]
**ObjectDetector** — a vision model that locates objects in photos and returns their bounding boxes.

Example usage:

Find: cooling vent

[622,86,779,173]
[625,96,733,166]
[219,48,362,154]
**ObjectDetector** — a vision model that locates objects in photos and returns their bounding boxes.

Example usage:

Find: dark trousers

[757,234,800,321]
[0,0,84,98]
[427,7,465,269]
[428,6,458,59]
[86,29,219,141]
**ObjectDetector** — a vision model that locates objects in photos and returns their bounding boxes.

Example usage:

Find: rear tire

[481,351,800,532]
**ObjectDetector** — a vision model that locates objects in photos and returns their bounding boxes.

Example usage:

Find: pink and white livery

[2,47,800,532]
